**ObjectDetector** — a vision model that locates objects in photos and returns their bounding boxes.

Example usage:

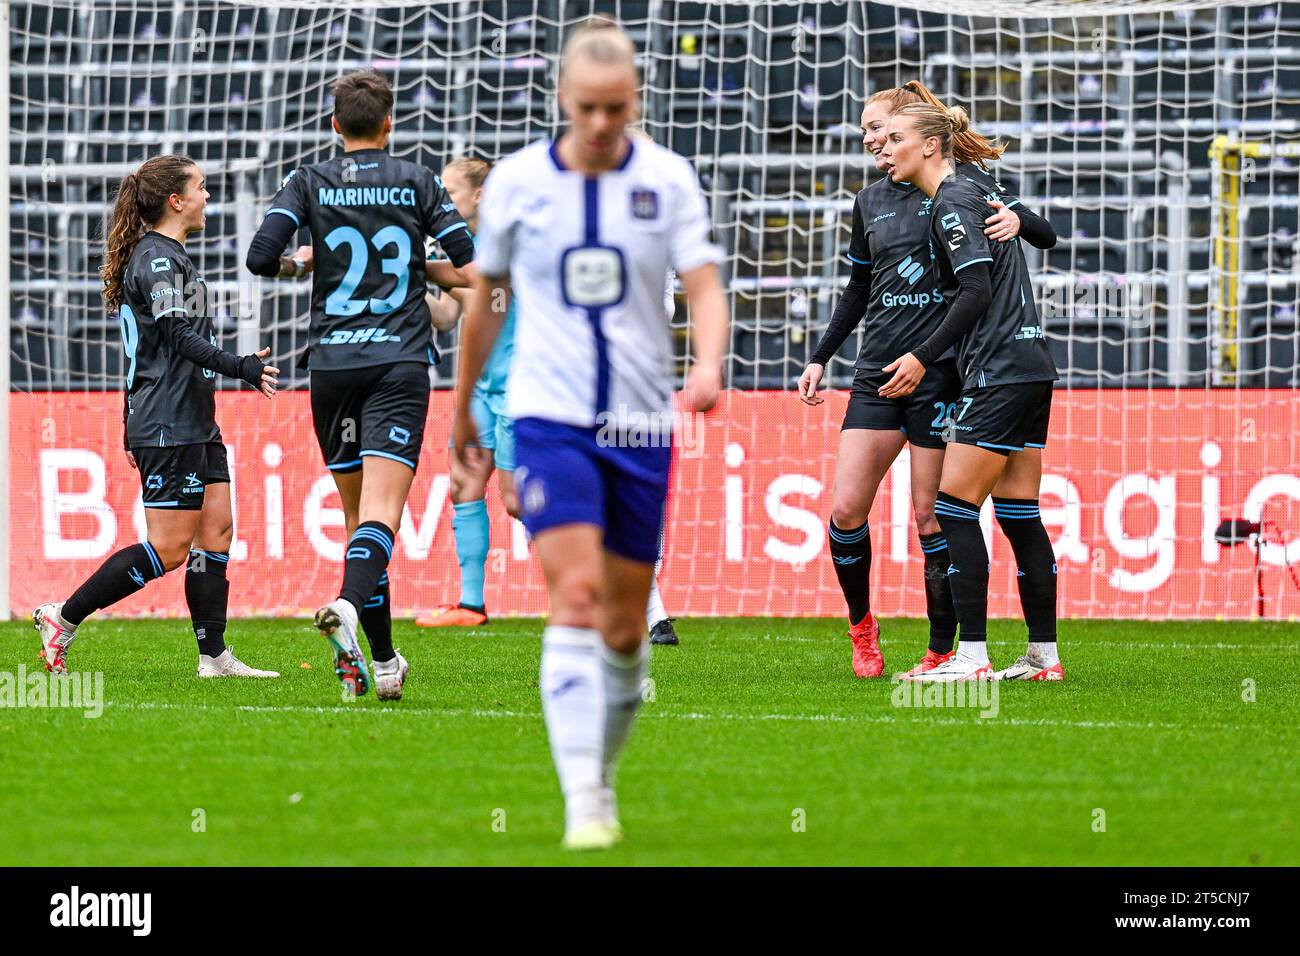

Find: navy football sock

[359,572,395,664]
[186,549,229,658]
[934,492,988,644]
[993,497,1058,644]
[63,542,166,626]
[828,519,872,625]
[340,521,395,620]
[919,531,957,654]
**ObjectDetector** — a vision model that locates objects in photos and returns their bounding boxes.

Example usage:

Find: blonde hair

[870,81,1004,168]
[891,101,1002,166]
[444,156,491,190]
[560,15,637,79]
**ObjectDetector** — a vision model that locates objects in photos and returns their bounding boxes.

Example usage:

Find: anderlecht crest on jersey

[630,188,659,220]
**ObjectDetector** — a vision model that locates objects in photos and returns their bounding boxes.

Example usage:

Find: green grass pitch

[1,616,1296,866]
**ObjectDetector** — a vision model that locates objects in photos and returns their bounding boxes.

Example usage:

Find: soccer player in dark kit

[34,154,281,679]
[798,81,1056,679]
[878,102,1064,683]
[246,69,476,700]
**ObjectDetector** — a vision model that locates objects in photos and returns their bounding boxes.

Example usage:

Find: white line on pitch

[100,700,1269,733]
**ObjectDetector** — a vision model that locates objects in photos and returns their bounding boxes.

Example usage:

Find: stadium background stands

[8,1,1299,393]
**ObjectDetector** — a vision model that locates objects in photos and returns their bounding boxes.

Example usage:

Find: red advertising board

[9,389,1300,620]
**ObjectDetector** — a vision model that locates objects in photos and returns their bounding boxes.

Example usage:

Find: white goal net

[6,0,1300,621]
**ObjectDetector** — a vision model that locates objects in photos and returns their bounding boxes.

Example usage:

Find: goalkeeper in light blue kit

[418,157,521,629]
[419,155,681,645]
[452,19,728,848]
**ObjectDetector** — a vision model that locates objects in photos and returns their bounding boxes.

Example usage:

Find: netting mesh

[7,0,1300,620]
[11,0,1299,389]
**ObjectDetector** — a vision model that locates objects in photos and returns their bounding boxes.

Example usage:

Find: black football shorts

[132,441,230,510]
[947,381,1053,455]
[843,359,962,450]
[310,361,431,473]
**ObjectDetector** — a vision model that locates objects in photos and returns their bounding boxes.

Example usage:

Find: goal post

[1209,137,1300,386]
[6,0,1300,622]
[1,0,11,622]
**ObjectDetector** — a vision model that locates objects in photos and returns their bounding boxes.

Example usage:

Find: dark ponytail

[100,154,197,314]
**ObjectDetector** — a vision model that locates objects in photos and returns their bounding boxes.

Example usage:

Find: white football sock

[539,625,605,829]
[644,562,667,629]
[1028,641,1059,666]
[601,641,647,786]
[956,640,989,666]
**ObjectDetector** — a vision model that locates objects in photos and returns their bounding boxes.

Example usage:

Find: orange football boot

[416,604,489,627]
[849,614,884,678]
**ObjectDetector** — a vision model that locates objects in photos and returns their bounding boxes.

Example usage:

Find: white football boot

[905,655,996,683]
[197,647,280,678]
[314,599,369,697]
[562,786,618,851]
[994,652,1065,682]
[33,602,77,675]
[373,650,409,701]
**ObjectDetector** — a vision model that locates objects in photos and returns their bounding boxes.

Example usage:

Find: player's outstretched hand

[682,363,722,413]
[984,200,1021,242]
[292,244,314,273]
[798,362,825,405]
[254,347,280,399]
[879,352,925,399]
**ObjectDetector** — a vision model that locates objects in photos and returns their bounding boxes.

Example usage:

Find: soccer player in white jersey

[454,20,728,849]
[418,154,679,644]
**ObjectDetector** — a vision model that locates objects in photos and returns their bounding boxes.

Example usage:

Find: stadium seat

[7,0,1299,395]
[1245,298,1300,388]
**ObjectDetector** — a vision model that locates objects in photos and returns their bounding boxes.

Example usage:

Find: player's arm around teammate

[879,103,1062,684]
[796,81,1057,679]
[425,286,464,333]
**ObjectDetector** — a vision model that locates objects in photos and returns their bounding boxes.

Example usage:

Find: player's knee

[913,506,939,535]
[449,473,483,505]
[604,618,644,656]
[448,467,467,501]
[551,573,601,627]
[150,540,191,573]
[502,491,522,521]
[831,502,870,529]
[203,520,234,553]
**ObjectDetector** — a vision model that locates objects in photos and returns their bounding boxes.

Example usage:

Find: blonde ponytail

[869,82,1003,167]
